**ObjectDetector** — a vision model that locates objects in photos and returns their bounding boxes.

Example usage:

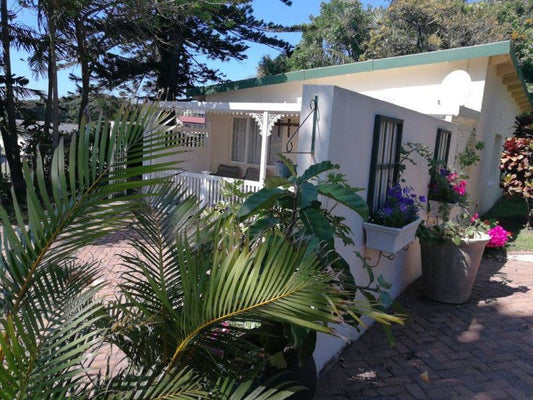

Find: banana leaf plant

[237,155,368,283]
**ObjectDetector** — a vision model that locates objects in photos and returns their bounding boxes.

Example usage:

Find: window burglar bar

[367,115,403,213]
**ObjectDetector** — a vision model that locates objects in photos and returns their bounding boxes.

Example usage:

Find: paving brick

[404,383,426,400]
[315,255,533,399]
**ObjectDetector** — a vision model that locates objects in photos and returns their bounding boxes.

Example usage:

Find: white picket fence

[162,171,262,207]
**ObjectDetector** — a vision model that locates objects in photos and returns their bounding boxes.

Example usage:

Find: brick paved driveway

[316,255,533,400]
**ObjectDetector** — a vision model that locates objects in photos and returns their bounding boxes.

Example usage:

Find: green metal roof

[189,40,526,100]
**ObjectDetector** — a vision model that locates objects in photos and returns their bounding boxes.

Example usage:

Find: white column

[259,111,269,183]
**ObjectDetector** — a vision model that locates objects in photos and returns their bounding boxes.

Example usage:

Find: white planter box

[363,218,422,253]
[427,200,463,225]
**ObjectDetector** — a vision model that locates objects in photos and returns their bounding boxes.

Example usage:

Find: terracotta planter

[426,200,462,225]
[363,218,422,253]
[420,233,490,304]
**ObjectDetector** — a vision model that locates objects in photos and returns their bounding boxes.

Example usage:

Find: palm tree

[0,104,403,398]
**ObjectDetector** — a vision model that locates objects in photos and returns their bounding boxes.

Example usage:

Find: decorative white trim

[248,112,286,136]
[160,100,301,114]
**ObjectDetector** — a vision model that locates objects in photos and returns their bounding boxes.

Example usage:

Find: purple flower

[399,203,407,212]
[419,196,426,202]
[440,168,450,176]
[383,206,393,216]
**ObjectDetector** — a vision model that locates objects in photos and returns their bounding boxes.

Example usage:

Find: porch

[154,100,306,205]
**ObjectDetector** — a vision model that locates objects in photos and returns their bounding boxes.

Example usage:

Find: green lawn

[483,196,533,252]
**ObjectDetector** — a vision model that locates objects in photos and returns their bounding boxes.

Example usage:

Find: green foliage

[285,0,371,71]
[236,156,404,372]
[399,142,433,178]
[457,129,485,172]
[418,212,487,245]
[513,112,533,138]
[0,106,403,399]
[257,54,291,77]
[483,195,533,250]
[500,136,533,228]
[364,0,489,58]
[237,156,368,249]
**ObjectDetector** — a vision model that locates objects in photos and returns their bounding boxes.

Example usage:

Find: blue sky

[11,0,389,97]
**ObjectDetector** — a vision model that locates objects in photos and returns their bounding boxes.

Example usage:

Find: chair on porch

[212,164,241,179]
[242,167,260,181]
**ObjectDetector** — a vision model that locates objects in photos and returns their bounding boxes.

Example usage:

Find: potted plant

[363,183,425,253]
[418,213,510,304]
[427,165,467,224]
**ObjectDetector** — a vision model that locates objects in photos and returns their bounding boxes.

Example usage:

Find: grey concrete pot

[420,233,490,304]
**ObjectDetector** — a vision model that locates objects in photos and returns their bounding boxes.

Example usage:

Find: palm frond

[0,278,105,399]
[0,103,184,398]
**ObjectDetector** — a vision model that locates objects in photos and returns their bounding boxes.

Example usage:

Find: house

[155,40,532,371]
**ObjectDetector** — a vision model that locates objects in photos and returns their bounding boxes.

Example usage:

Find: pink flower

[470,213,479,222]
[447,173,458,182]
[487,225,511,248]
[453,184,466,195]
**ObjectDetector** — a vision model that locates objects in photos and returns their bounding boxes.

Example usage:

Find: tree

[0,0,27,196]
[362,0,533,88]
[488,0,533,89]
[61,0,120,124]
[95,1,292,99]
[257,53,291,77]
[363,0,494,59]
[22,0,70,149]
[287,0,371,70]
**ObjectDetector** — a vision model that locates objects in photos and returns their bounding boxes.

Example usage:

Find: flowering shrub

[500,136,533,229]
[428,165,467,204]
[486,224,512,248]
[419,212,510,247]
[371,184,425,228]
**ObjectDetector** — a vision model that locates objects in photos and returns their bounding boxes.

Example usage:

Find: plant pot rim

[421,232,490,246]
[363,217,422,232]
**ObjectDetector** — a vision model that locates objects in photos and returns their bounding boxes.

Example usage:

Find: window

[367,115,403,213]
[231,117,281,165]
[434,129,452,165]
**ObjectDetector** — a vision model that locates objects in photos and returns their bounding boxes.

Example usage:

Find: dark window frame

[434,128,452,165]
[367,115,404,213]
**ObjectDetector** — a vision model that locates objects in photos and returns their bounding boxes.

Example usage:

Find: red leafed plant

[500,114,533,229]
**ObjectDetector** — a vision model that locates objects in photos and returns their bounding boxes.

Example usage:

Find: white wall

[295,85,457,371]
[470,62,521,214]
[205,57,489,116]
